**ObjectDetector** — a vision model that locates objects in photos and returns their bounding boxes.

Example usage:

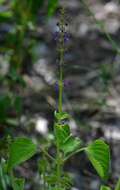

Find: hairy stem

[58,8,65,113]
[56,7,66,188]
[56,137,61,188]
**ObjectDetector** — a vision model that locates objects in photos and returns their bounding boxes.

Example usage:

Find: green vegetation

[0,0,119,190]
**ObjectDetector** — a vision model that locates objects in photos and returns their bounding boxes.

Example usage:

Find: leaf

[115,178,120,190]
[7,137,37,171]
[100,185,111,190]
[48,0,58,17]
[38,158,47,174]
[46,173,72,189]
[12,177,25,190]
[9,68,26,87]
[0,0,5,4]
[55,111,70,121]
[0,11,12,22]
[30,0,44,14]
[61,136,81,155]
[6,118,19,127]
[0,160,7,190]
[55,124,70,145]
[0,95,11,122]
[55,123,81,155]
[45,174,58,185]
[85,139,110,179]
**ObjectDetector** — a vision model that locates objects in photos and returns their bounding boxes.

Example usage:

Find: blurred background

[0,0,120,189]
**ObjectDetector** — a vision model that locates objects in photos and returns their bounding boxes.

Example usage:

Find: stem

[58,8,65,113]
[64,147,85,162]
[43,173,46,190]
[56,7,65,189]
[58,54,63,113]
[54,122,62,188]
[42,155,46,190]
[40,147,55,161]
[56,138,61,188]
[0,162,7,190]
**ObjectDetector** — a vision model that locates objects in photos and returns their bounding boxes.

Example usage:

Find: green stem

[55,7,66,189]
[54,122,62,188]
[43,173,46,190]
[43,155,46,190]
[58,7,66,114]
[58,53,64,113]
[56,139,61,188]
[64,147,85,162]
[40,147,55,161]
[0,163,7,190]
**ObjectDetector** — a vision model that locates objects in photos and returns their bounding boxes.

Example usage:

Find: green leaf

[8,68,26,87]
[61,136,81,155]
[30,0,44,14]
[48,0,58,17]
[55,111,70,121]
[115,178,120,190]
[55,123,81,155]
[8,137,37,171]
[6,118,19,127]
[0,95,11,122]
[100,185,111,190]
[0,160,7,190]
[0,0,5,4]
[46,174,58,185]
[46,173,71,189]
[12,177,25,190]
[85,139,110,179]
[0,11,12,22]
[38,158,47,174]
[55,124,70,145]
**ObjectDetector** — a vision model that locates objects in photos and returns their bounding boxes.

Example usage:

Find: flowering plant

[0,2,114,190]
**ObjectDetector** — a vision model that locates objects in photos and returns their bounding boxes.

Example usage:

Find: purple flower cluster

[53,31,59,41]
[53,31,70,43]
[64,32,70,43]
[53,22,70,43]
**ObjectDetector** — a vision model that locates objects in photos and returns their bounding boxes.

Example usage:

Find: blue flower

[64,32,70,43]
[53,31,59,41]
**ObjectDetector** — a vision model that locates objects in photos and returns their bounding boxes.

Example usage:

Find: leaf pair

[55,112,111,180]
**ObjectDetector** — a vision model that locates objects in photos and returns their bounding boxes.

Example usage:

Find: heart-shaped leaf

[85,139,110,179]
[8,137,37,171]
